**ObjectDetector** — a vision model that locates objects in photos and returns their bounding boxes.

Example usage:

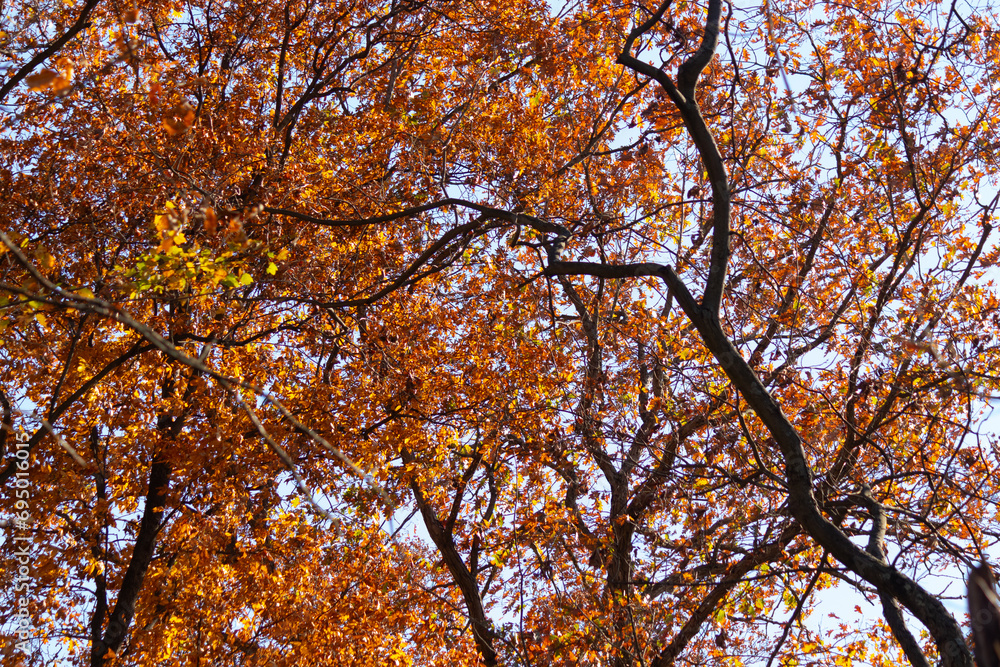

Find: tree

[2,0,1000,665]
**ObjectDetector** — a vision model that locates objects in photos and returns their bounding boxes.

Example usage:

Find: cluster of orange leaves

[2,0,1000,665]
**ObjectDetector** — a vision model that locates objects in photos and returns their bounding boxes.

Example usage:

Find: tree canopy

[2,0,1000,665]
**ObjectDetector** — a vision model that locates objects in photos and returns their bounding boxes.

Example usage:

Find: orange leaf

[203,207,218,234]
[25,69,58,90]
[162,117,187,136]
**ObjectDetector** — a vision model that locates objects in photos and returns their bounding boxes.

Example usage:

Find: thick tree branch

[605,6,974,662]
[676,0,723,100]
[680,300,973,666]
[854,485,931,667]
[90,455,170,666]
[969,563,1000,667]
[617,0,730,316]
[402,449,496,666]
[90,406,177,667]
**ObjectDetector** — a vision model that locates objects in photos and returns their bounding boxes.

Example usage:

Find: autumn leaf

[33,245,56,270]
[25,69,59,90]
[203,207,218,234]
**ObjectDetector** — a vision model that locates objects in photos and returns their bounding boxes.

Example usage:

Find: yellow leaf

[54,56,74,79]
[154,204,175,231]
[34,246,56,270]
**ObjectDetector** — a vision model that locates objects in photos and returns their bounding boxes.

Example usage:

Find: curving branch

[536,3,978,662]
[266,197,568,235]
[401,448,497,666]
[854,485,931,667]
[617,0,730,316]
[673,286,974,667]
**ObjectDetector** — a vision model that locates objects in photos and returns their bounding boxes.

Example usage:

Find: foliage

[2,0,1000,665]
